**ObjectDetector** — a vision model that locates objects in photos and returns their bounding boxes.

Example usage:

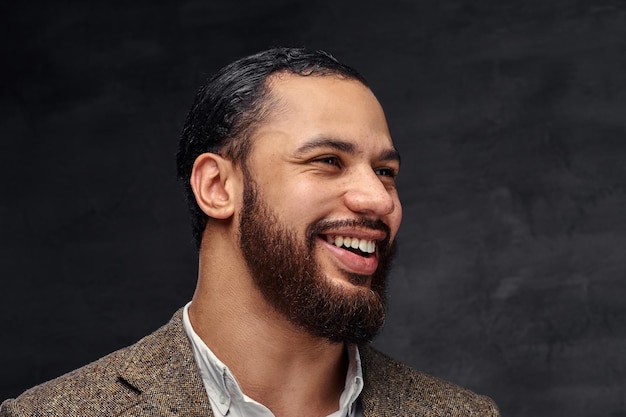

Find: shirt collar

[183,302,233,415]
[336,343,364,417]
[182,302,364,417]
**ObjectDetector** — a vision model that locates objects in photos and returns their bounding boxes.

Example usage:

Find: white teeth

[329,235,376,254]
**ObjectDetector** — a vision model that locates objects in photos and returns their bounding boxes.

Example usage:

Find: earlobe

[190,153,237,220]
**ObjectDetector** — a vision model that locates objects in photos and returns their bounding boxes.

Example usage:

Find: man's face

[238,74,402,344]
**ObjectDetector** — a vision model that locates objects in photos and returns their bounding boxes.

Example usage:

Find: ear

[190,153,239,220]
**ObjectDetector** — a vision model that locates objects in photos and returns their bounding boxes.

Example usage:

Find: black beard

[238,174,396,344]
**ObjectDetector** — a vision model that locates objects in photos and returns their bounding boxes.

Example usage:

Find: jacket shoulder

[0,310,193,417]
[359,345,499,417]
[0,347,139,417]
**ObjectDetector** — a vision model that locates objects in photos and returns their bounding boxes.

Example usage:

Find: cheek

[268,182,335,224]
[290,181,336,206]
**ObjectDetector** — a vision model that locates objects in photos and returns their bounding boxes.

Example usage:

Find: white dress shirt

[182,302,364,417]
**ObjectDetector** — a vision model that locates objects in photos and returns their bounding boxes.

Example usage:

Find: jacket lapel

[116,309,214,416]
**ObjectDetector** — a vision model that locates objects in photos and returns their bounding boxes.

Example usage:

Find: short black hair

[177,47,368,248]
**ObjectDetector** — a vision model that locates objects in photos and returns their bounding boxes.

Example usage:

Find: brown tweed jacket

[1,309,499,416]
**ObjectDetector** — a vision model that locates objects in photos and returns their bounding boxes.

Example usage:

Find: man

[1,48,499,416]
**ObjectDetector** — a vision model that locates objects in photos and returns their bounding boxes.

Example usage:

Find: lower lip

[318,237,379,275]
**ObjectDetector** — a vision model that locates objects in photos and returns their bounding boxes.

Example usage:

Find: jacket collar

[111,309,396,417]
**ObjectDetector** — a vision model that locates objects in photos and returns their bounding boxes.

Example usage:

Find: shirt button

[219,394,227,404]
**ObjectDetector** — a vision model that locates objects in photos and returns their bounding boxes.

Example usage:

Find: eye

[374,167,397,178]
[314,156,341,167]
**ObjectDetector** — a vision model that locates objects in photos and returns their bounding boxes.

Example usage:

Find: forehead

[251,74,394,152]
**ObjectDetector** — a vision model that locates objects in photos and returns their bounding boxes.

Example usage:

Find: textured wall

[2,1,625,416]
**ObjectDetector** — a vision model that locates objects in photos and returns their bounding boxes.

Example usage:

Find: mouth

[310,219,390,277]
[317,233,380,277]
[322,235,376,258]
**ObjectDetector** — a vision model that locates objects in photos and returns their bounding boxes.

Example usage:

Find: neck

[188,229,348,416]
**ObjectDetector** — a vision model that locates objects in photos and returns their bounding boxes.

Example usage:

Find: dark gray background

[2,1,626,416]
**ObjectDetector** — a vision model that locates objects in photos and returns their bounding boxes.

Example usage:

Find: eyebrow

[294,137,401,164]
[379,148,401,165]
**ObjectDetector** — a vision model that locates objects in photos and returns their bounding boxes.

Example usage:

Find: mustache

[307,217,392,250]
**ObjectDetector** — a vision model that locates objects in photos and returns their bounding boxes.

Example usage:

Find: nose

[343,166,397,217]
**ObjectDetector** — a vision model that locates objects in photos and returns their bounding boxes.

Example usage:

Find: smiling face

[237,73,402,343]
